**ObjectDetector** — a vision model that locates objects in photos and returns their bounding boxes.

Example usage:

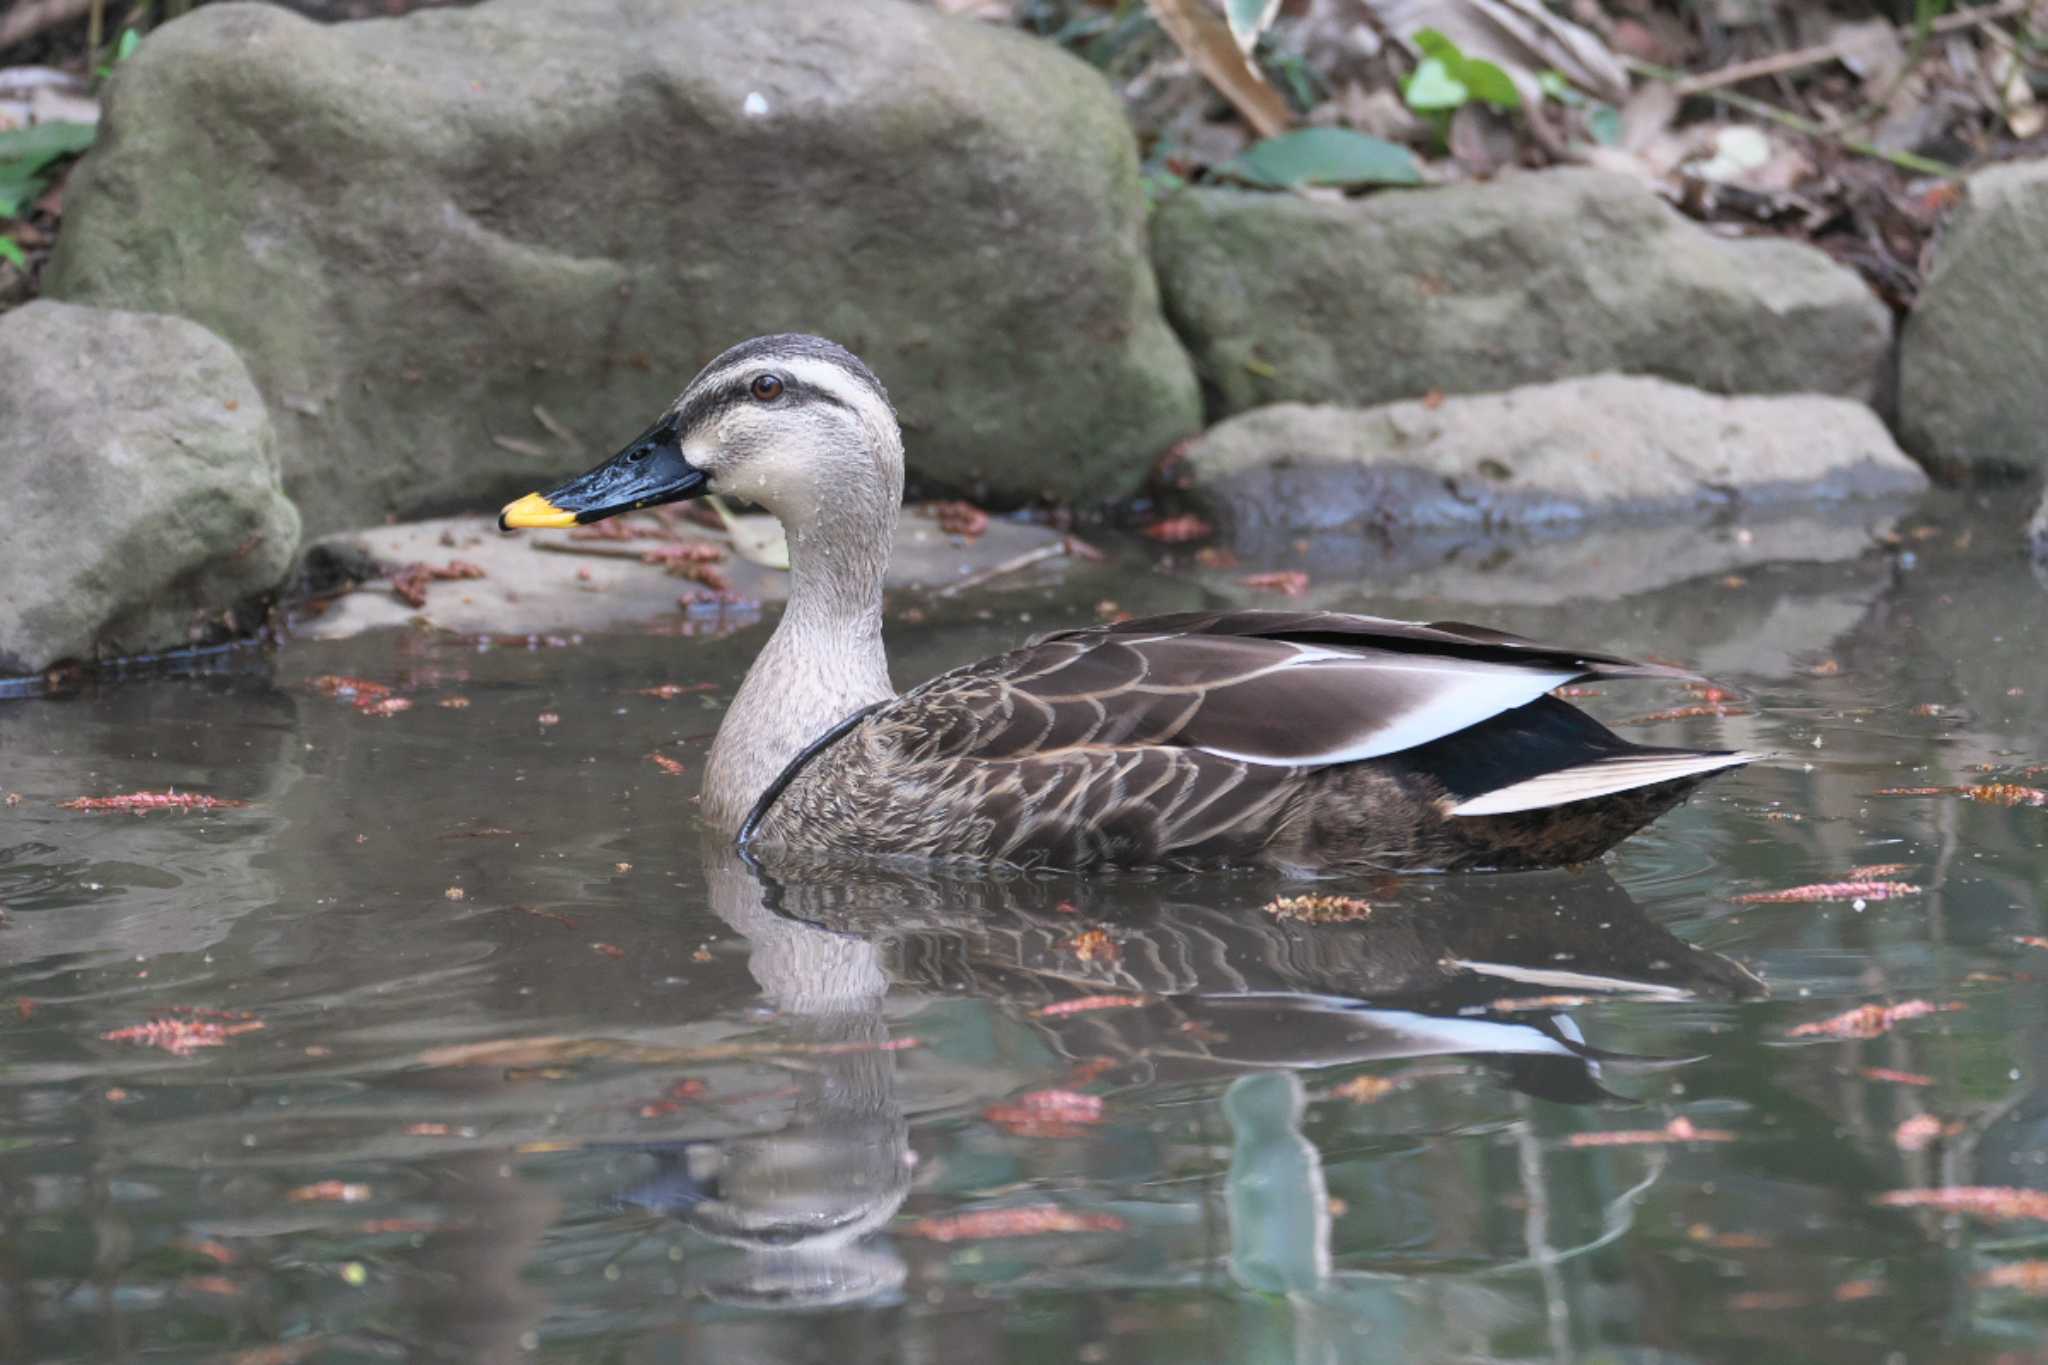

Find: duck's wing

[895,608,1702,771]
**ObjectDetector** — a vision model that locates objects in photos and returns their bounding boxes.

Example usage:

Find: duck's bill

[497,414,709,530]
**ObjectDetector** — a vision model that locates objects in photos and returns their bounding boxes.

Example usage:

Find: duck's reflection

[624,846,1762,1311]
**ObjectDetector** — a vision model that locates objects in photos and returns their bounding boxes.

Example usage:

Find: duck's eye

[749,374,784,402]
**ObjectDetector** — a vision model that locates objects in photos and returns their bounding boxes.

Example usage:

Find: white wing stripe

[1449,752,1758,816]
[1195,661,1578,768]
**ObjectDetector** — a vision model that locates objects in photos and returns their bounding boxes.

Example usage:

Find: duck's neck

[702,491,899,835]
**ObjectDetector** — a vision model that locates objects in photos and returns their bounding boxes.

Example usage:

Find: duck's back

[745,611,1750,872]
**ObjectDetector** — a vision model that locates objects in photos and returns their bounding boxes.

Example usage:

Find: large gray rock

[46,0,1200,534]
[1151,170,1892,416]
[1176,374,1926,549]
[0,301,300,674]
[1900,159,2048,478]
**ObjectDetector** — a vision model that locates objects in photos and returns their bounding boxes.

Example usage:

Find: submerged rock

[1176,374,1926,549]
[1151,170,1891,417]
[1900,159,2048,479]
[0,301,300,675]
[46,0,1199,533]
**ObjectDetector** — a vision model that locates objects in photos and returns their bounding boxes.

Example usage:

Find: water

[2,496,2044,1364]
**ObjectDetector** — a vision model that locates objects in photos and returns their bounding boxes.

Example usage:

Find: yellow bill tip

[498,492,578,531]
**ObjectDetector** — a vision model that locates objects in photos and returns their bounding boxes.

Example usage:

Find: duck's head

[498,333,902,532]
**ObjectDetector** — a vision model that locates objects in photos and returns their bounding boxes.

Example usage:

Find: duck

[499,333,1754,873]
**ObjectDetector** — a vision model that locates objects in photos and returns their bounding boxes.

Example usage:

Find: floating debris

[1033,995,1151,1019]
[357,697,412,718]
[1139,514,1213,543]
[1564,1116,1736,1148]
[1734,881,1920,904]
[1330,1075,1400,1104]
[1239,570,1309,597]
[443,887,465,902]
[391,559,486,608]
[1845,862,1914,879]
[61,791,249,815]
[985,1088,1105,1138]
[1686,1223,1774,1250]
[439,696,471,709]
[647,753,686,776]
[536,711,560,727]
[309,675,391,700]
[1894,1113,1963,1152]
[590,942,626,959]
[101,1015,265,1056]
[287,1181,371,1204]
[1875,1187,2048,1222]
[1263,893,1373,924]
[1064,928,1119,964]
[1876,783,2048,807]
[1787,1000,1962,1040]
[636,1078,708,1119]
[2015,936,2048,951]
[1977,1261,2048,1294]
[1858,1067,1934,1087]
[637,683,716,699]
[904,1205,1125,1243]
[1551,685,1603,698]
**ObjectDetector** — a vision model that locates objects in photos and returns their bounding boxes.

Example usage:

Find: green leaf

[1224,0,1282,53]
[1588,105,1623,146]
[1403,56,1468,111]
[1462,58,1521,109]
[0,173,44,218]
[1538,70,1583,105]
[1412,27,1461,62]
[115,28,140,62]
[1221,128,1423,190]
[0,121,98,177]
[0,237,25,270]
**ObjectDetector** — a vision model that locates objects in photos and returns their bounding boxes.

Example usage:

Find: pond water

[3,495,2045,1364]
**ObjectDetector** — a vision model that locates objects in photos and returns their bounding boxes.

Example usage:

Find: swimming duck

[499,334,1753,873]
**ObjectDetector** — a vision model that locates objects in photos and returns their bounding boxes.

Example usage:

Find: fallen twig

[1670,1,2032,96]
[933,541,1068,599]
[1628,57,1963,179]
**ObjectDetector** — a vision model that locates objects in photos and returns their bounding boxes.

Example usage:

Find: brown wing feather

[889,609,1691,770]
[751,610,1720,869]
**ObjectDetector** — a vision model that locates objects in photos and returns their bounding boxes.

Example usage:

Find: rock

[0,301,300,675]
[1900,159,2048,479]
[293,510,1077,640]
[1175,374,1926,551]
[46,0,1200,534]
[1150,170,1892,416]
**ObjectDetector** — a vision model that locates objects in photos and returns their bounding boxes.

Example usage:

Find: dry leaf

[1787,1000,1961,1040]
[985,1088,1106,1138]
[1367,0,1629,104]
[1033,995,1152,1019]
[61,791,249,814]
[905,1205,1125,1243]
[1876,1187,2048,1222]
[1145,0,1293,138]
[1564,1116,1736,1147]
[288,1181,371,1203]
[1332,1075,1400,1103]
[1894,1113,1962,1152]
[1734,881,1920,904]
[1264,893,1373,923]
